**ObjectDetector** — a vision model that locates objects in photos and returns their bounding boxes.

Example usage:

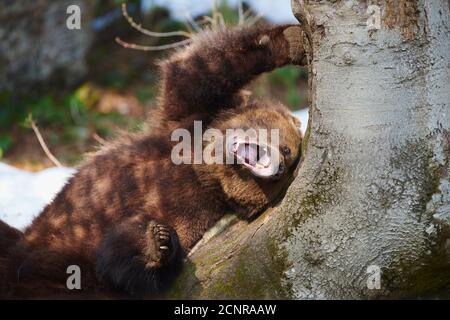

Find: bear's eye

[282,146,291,157]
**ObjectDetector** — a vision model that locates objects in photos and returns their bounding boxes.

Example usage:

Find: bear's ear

[258,34,271,46]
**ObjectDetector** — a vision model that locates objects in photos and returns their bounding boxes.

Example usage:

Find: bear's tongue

[231,141,278,177]
[237,143,258,166]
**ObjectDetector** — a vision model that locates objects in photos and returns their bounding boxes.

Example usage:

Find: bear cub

[0,24,305,298]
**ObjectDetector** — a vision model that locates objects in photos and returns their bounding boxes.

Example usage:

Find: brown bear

[0,25,305,298]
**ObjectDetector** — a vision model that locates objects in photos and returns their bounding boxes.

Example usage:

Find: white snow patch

[142,0,297,24]
[292,108,309,135]
[0,163,75,230]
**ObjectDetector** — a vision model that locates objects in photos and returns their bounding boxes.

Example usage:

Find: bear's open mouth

[233,142,270,168]
[228,139,280,178]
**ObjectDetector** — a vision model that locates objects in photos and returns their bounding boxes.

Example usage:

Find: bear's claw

[145,222,175,268]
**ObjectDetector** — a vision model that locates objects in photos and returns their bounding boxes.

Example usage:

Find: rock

[0,0,96,95]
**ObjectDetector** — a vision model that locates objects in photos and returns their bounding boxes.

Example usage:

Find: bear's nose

[272,162,285,180]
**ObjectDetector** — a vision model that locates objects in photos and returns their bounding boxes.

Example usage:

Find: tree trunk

[168,0,450,299]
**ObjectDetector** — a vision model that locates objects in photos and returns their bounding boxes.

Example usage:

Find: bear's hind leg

[96,217,182,296]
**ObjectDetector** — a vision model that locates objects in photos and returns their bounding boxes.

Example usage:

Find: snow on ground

[142,0,297,24]
[0,164,75,230]
[293,108,309,134]
[0,109,308,231]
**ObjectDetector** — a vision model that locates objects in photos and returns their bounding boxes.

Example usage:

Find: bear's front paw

[282,26,306,65]
[256,25,306,66]
[144,221,177,268]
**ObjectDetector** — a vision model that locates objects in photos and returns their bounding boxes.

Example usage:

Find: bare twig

[183,10,202,32]
[218,12,225,27]
[246,13,264,27]
[243,8,253,21]
[201,16,215,26]
[117,1,265,53]
[115,37,191,51]
[238,0,244,26]
[121,3,192,38]
[210,0,226,27]
[92,133,107,146]
[31,119,63,168]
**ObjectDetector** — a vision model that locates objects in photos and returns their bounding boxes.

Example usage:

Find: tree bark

[168,0,450,299]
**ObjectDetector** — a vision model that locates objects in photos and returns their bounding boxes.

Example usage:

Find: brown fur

[0,25,305,298]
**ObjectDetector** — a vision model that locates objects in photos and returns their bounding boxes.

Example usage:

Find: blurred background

[0,0,308,171]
